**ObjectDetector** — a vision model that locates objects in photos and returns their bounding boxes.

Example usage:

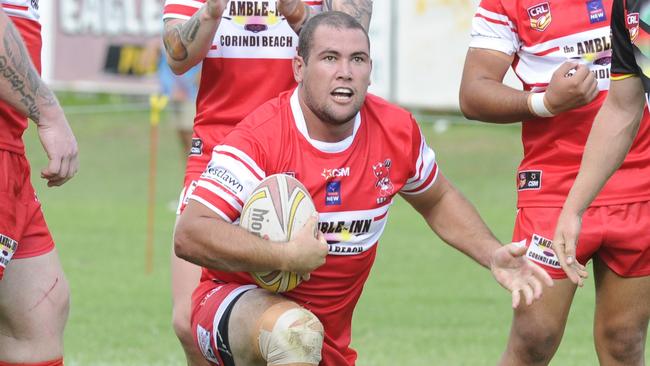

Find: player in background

[553,0,649,365]
[459,0,650,364]
[175,11,553,366]
[161,1,373,364]
[0,4,78,366]
[141,37,200,158]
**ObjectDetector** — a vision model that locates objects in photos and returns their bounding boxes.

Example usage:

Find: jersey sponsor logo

[517,170,542,191]
[586,0,606,24]
[325,181,342,206]
[224,1,284,33]
[197,325,220,364]
[526,234,561,268]
[202,165,244,194]
[190,138,203,156]
[626,12,640,43]
[372,159,394,204]
[527,2,552,32]
[322,167,350,180]
[0,234,17,267]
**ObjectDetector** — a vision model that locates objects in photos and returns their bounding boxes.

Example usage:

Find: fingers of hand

[532,263,554,287]
[521,284,535,306]
[528,275,543,299]
[511,289,521,309]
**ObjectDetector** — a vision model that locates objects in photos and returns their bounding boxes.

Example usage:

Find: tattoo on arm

[327,0,373,30]
[0,23,56,122]
[163,7,204,62]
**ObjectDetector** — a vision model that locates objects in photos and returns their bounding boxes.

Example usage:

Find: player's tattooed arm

[163,0,227,74]
[0,10,78,187]
[324,0,373,31]
[0,13,56,123]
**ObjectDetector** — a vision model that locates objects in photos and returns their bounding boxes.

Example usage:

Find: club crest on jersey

[527,2,552,31]
[626,12,640,43]
[586,0,606,24]
[517,170,542,191]
[372,159,394,204]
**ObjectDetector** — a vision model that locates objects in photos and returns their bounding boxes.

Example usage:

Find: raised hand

[490,242,554,308]
[206,0,229,19]
[544,62,599,115]
[551,209,589,286]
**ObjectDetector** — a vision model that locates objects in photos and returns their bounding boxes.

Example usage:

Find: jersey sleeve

[400,117,438,195]
[610,0,640,80]
[468,0,520,55]
[163,0,204,20]
[189,130,267,223]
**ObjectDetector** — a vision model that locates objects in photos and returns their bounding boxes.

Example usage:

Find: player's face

[296,26,372,127]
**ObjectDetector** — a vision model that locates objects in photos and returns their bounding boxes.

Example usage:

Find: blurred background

[23,0,645,365]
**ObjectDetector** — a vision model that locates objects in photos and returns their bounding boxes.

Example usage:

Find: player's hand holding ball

[282,214,328,278]
[240,174,327,292]
[544,61,599,115]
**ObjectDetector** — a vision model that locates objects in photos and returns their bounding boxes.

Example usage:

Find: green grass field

[21,98,644,365]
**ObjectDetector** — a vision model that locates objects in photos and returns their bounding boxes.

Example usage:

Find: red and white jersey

[163,0,322,176]
[190,88,438,365]
[470,0,650,207]
[0,0,41,154]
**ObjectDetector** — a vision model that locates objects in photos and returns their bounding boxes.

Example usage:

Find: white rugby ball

[239,174,316,293]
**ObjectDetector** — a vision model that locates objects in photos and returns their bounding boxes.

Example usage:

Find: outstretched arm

[402,173,553,307]
[459,48,599,122]
[553,76,645,285]
[0,10,78,186]
[163,0,227,74]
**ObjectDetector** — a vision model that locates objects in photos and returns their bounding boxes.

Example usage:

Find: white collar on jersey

[290,87,361,153]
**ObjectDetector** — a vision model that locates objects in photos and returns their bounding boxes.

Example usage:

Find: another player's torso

[203,91,428,366]
[0,0,41,154]
[163,0,322,174]
[475,0,650,207]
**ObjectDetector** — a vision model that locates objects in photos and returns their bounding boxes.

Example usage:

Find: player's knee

[258,306,324,366]
[511,323,562,363]
[171,304,194,347]
[596,323,647,363]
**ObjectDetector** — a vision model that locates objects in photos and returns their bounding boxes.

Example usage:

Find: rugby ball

[239,174,316,293]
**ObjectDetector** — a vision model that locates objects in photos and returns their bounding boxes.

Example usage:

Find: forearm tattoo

[325,0,373,30]
[163,7,204,62]
[0,23,55,122]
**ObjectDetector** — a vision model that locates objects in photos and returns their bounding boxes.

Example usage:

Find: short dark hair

[297,11,370,63]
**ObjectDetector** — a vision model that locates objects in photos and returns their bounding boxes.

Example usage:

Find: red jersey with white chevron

[470,0,650,207]
[190,88,438,365]
[163,0,322,176]
[0,0,41,154]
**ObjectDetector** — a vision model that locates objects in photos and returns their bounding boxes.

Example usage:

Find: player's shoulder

[363,94,418,133]
[226,90,292,144]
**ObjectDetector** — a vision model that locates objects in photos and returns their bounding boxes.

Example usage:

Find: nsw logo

[517,170,542,191]
[527,2,552,31]
[586,0,606,24]
[325,181,342,206]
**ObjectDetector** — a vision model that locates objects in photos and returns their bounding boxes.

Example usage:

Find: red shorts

[191,280,256,366]
[514,204,650,279]
[0,151,54,262]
